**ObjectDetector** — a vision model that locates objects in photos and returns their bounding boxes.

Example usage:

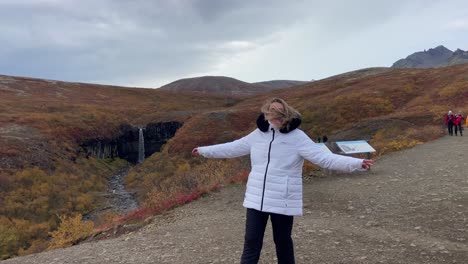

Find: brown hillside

[128,64,468,228]
[0,74,235,259]
[0,74,232,170]
[1,64,468,259]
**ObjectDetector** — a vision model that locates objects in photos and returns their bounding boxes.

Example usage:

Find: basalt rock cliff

[82,121,182,163]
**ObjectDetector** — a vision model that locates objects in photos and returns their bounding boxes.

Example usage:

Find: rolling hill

[2,63,468,259]
[158,76,308,97]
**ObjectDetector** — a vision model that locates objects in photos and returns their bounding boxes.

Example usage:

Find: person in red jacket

[444,111,454,136]
[454,111,464,136]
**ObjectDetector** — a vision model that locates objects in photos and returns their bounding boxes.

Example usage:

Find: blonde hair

[261,98,301,128]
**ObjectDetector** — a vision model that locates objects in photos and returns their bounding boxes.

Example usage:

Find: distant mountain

[392,45,468,68]
[158,76,308,97]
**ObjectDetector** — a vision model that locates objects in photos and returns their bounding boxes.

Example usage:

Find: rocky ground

[83,167,139,223]
[2,135,468,264]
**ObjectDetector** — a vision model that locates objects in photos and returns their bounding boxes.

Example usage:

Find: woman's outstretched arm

[192,130,256,159]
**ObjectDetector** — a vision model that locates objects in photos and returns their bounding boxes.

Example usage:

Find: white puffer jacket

[197,115,365,216]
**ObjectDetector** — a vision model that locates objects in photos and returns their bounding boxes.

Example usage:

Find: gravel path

[3,135,468,264]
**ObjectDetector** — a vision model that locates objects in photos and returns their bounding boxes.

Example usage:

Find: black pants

[240,208,295,264]
[455,124,463,136]
[448,122,454,135]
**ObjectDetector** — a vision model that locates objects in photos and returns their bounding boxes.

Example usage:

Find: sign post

[335,140,376,159]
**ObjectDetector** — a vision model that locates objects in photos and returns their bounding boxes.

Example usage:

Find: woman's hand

[192,148,199,156]
[362,159,374,170]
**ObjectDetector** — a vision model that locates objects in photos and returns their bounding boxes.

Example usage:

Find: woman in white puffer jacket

[192,98,373,264]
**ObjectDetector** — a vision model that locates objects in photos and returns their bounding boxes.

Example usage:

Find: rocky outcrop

[83,139,119,159]
[144,121,182,158]
[392,45,468,68]
[447,48,468,66]
[82,121,182,164]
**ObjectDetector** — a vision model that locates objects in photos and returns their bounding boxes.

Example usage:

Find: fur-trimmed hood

[256,113,302,134]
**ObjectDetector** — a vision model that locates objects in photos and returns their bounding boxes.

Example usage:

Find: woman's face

[268,102,285,128]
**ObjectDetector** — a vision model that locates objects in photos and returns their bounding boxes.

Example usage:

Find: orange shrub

[48,214,94,250]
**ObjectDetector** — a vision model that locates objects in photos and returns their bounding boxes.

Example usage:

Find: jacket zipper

[260,128,275,211]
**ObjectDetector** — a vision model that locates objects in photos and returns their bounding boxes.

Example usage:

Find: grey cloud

[0,0,315,86]
[0,0,457,87]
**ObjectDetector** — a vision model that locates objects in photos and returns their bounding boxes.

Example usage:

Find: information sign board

[335,140,376,154]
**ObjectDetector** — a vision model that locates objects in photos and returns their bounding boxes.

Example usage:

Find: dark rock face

[82,121,182,164]
[392,45,468,68]
[144,121,182,159]
[116,124,142,163]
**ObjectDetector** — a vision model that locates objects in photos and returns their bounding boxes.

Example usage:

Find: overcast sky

[1,0,467,88]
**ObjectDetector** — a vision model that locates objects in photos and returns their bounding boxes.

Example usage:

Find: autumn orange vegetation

[48,214,94,250]
[0,158,127,259]
[1,64,468,258]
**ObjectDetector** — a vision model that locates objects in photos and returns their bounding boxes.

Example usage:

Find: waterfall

[138,127,145,163]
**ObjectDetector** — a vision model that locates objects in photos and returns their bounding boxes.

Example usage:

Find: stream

[84,167,139,222]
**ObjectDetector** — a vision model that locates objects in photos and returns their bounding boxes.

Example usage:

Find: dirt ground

[2,135,468,264]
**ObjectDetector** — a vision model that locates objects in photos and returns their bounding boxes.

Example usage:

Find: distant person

[192,98,374,264]
[444,110,454,136]
[454,111,464,136]
[317,137,321,143]
[322,135,328,143]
